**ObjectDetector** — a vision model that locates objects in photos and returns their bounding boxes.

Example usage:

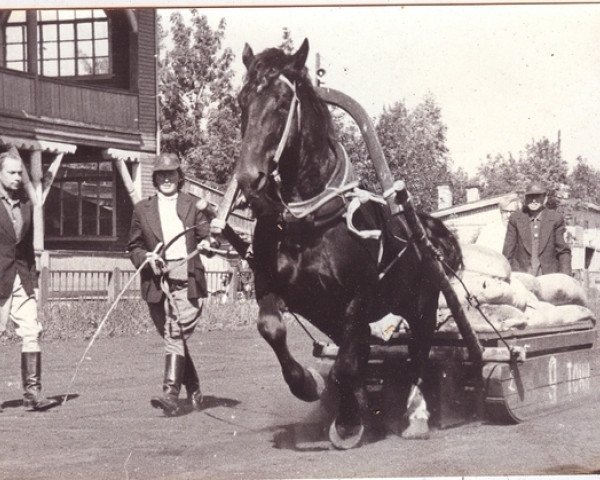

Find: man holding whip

[128,152,212,416]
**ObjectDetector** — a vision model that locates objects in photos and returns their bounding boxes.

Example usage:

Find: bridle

[269,74,301,186]
[248,74,357,222]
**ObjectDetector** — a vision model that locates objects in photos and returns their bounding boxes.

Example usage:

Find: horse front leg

[257,293,325,402]
[328,300,372,449]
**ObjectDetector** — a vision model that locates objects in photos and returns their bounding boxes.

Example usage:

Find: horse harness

[267,74,414,279]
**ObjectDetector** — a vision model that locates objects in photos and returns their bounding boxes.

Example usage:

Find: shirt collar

[156,191,178,202]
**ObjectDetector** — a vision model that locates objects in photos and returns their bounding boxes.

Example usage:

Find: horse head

[236,39,336,216]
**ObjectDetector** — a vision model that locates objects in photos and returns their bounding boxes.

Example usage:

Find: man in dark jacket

[502,183,572,276]
[0,151,56,412]
[128,152,211,416]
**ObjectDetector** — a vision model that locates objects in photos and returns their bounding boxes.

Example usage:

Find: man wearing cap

[128,152,211,416]
[502,183,572,276]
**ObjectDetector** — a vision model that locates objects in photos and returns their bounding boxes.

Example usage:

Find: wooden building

[0,8,158,271]
[0,8,255,301]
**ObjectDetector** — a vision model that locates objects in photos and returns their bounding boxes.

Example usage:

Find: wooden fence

[38,267,253,305]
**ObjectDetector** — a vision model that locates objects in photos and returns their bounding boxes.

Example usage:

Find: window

[3,9,110,77]
[45,159,117,240]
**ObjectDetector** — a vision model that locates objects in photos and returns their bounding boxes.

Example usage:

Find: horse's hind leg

[256,293,325,402]
[403,287,438,439]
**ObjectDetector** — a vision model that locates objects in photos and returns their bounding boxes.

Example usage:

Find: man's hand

[198,237,220,258]
[145,251,166,276]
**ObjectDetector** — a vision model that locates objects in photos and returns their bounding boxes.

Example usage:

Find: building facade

[0,8,158,270]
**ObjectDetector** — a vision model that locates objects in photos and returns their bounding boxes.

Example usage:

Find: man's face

[0,157,23,193]
[526,193,545,212]
[155,170,179,196]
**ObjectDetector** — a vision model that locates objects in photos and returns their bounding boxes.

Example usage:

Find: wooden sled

[313,320,600,428]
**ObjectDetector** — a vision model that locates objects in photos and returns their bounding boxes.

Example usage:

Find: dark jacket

[0,193,37,298]
[502,208,572,276]
[128,192,210,303]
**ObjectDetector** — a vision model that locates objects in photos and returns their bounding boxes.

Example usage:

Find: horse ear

[291,38,309,70]
[242,43,254,69]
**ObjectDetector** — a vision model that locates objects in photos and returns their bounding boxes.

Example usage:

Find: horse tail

[418,213,463,276]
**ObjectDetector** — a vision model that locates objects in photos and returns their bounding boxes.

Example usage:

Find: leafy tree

[158,10,240,187]
[375,94,454,211]
[478,137,568,208]
[568,156,600,205]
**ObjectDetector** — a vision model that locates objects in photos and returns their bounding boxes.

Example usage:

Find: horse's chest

[275,244,329,291]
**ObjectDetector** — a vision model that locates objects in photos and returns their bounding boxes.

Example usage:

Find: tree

[478,137,568,207]
[158,10,240,187]
[568,156,600,205]
[375,94,454,211]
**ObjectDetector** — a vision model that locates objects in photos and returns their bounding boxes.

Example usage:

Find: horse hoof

[401,418,430,440]
[328,419,365,450]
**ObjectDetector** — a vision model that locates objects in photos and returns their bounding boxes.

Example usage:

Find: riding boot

[21,352,58,411]
[150,354,184,416]
[182,351,202,411]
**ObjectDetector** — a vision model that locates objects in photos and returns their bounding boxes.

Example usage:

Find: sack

[461,243,512,281]
[524,301,596,327]
[511,271,542,299]
[537,273,588,307]
[437,303,527,333]
[524,301,557,327]
[549,305,596,326]
[439,271,529,311]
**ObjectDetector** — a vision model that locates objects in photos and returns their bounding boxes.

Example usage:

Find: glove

[145,251,166,276]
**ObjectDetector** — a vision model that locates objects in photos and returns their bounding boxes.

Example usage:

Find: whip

[61,242,163,406]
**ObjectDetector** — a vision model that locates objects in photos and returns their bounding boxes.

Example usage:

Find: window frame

[45,158,119,242]
[1,9,112,79]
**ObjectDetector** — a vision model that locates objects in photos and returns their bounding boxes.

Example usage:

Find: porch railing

[38,267,253,305]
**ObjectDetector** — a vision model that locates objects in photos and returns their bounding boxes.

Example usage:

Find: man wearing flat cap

[502,183,572,276]
[128,152,211,416]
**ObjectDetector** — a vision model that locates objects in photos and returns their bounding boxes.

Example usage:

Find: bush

[0,298,258,344]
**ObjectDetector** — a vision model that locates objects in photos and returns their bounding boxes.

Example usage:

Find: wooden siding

[0,68,139,131]
[0,69,34,111]
[135,9,157,145]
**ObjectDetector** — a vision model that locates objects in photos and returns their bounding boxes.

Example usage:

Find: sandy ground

[1,324,600,480]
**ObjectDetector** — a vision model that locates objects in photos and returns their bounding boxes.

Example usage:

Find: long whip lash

[61,242,163,406]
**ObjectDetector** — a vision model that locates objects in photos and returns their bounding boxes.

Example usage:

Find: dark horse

[236,39,462,448]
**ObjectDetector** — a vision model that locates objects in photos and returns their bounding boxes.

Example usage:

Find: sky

[10,1,600,177]
[158,4,600,177]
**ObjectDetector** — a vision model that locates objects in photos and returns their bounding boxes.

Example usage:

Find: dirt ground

[1,323,600,480]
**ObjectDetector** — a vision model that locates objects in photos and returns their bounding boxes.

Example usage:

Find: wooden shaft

[211,177,240,234]
[316,87,398,214]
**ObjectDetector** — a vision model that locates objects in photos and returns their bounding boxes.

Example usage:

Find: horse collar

[280,143,358,230]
